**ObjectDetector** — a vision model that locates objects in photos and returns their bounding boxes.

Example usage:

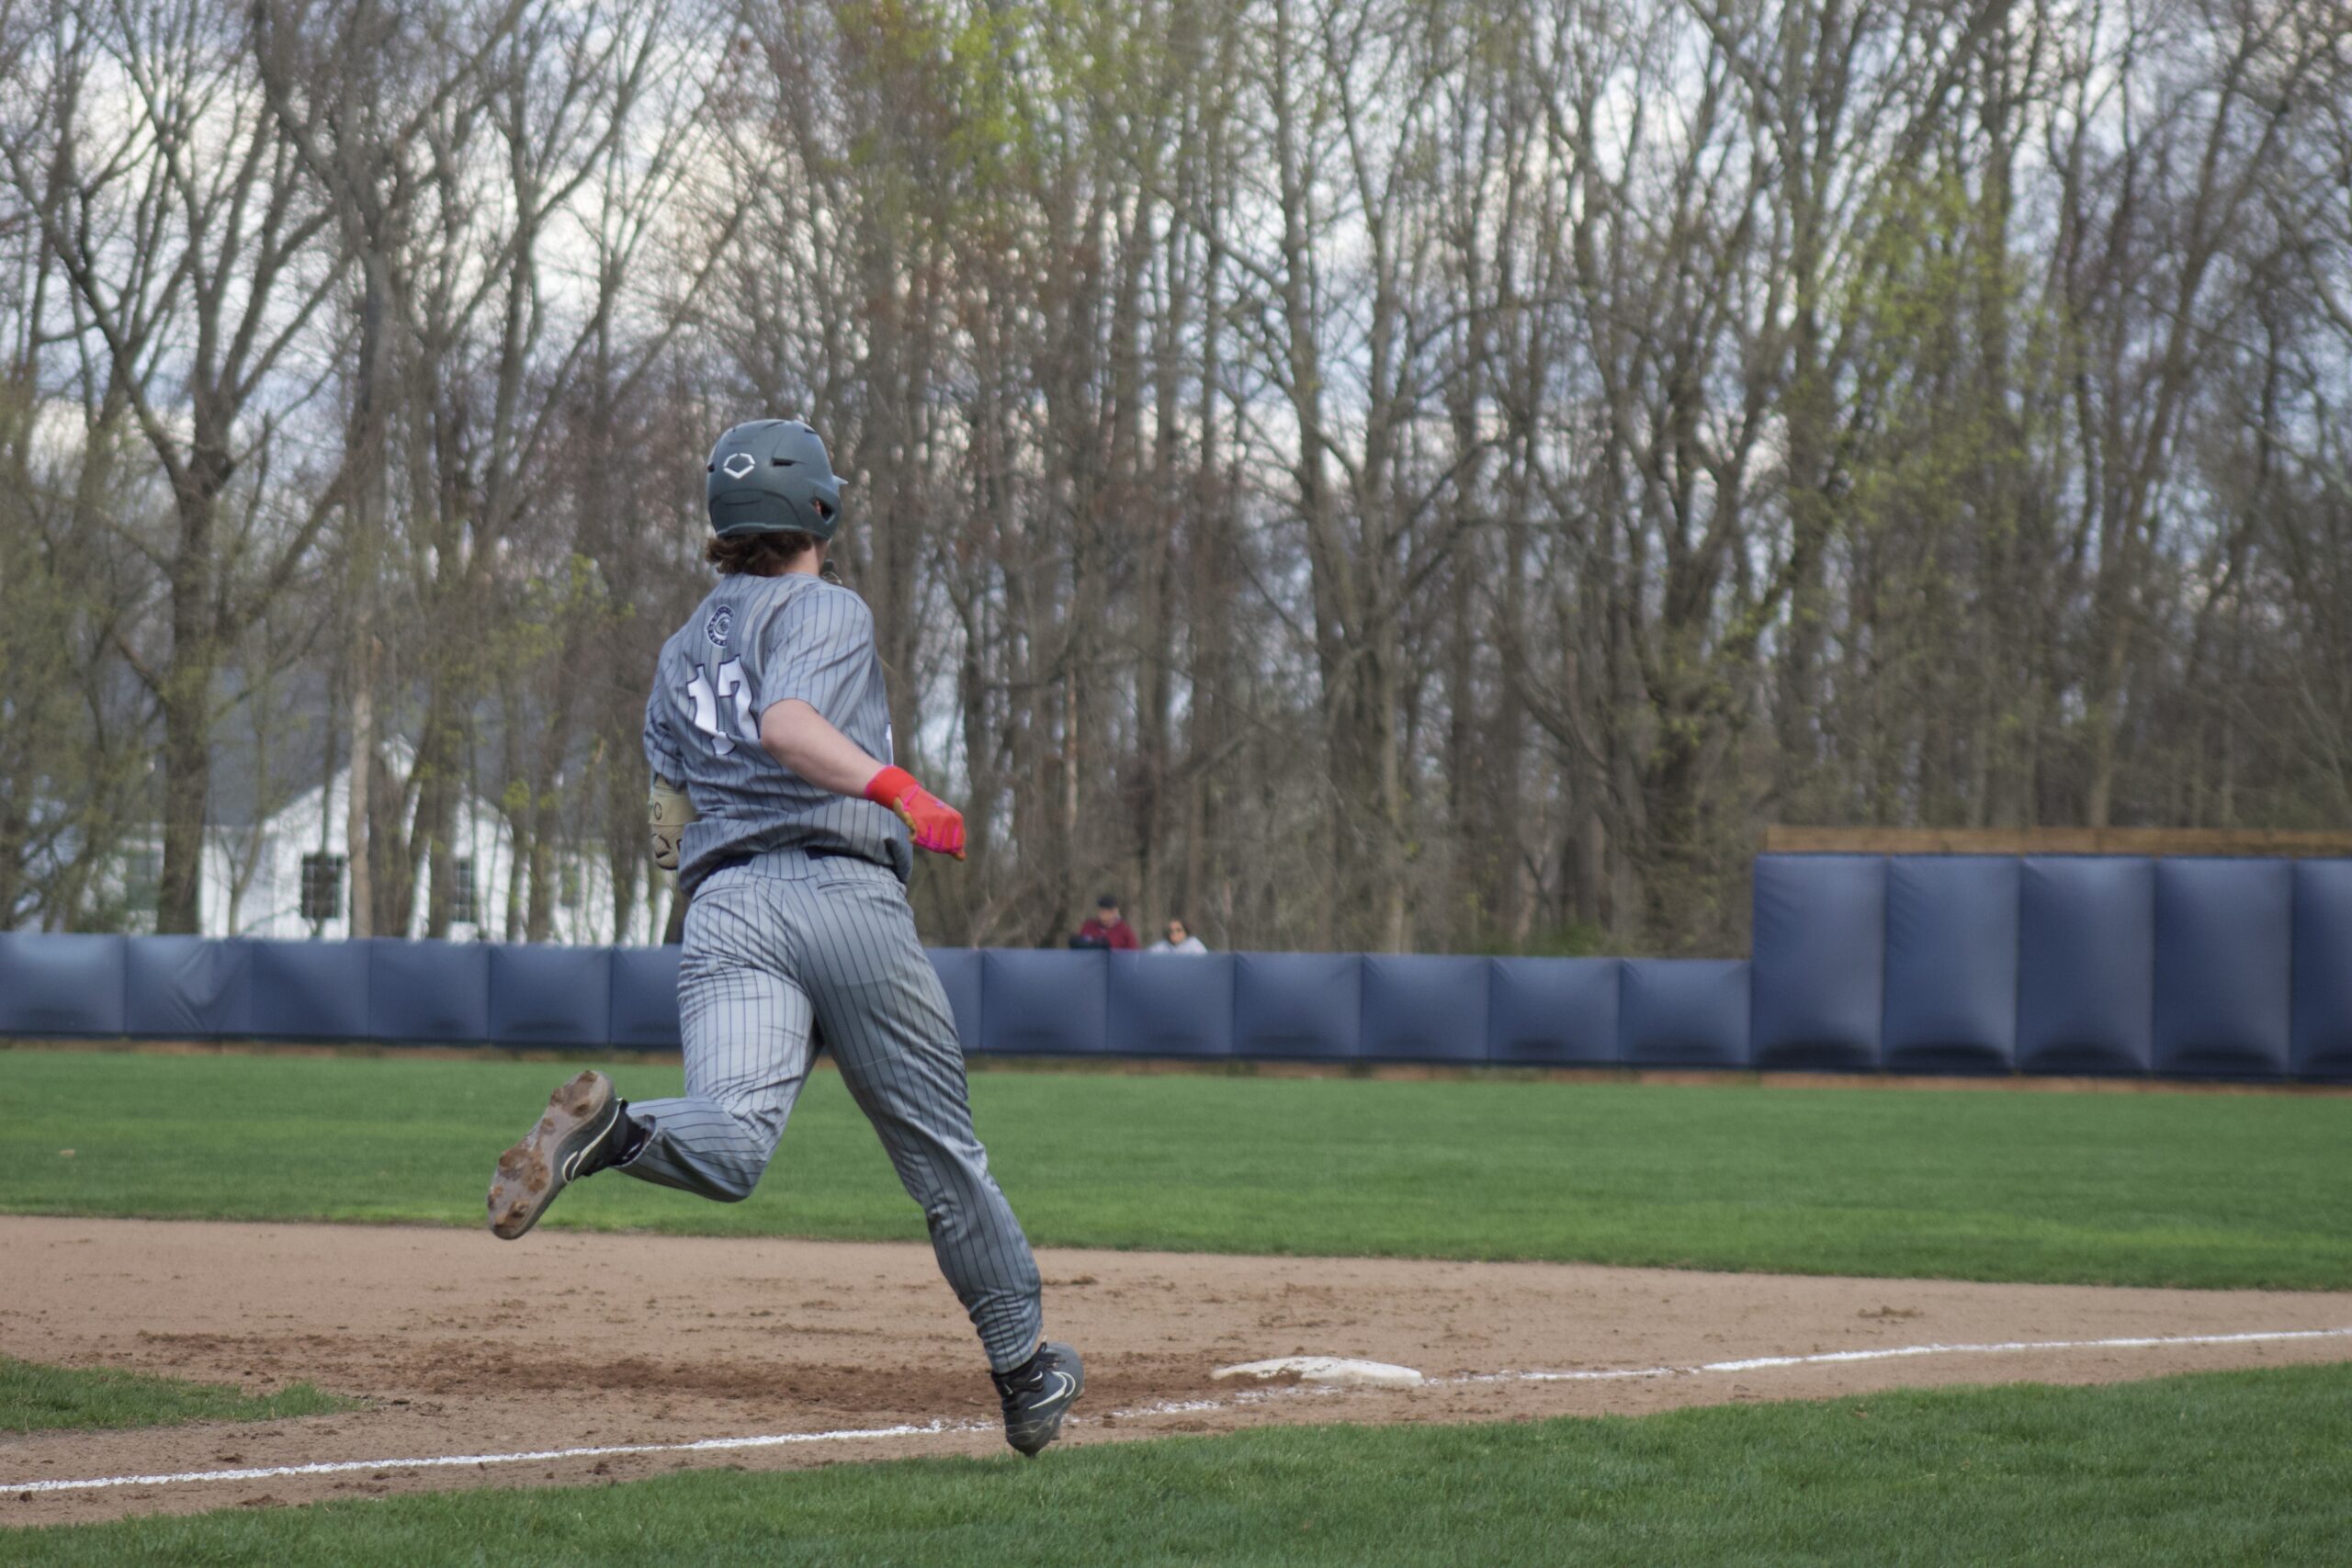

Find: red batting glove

[864,765,967,860]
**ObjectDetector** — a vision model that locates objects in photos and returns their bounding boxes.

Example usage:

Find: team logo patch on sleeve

[705,605,734,647]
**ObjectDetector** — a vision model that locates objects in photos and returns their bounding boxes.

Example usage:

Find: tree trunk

[155,479,219,934]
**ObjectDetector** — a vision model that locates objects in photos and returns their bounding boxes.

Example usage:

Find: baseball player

[485,418,1082,1457]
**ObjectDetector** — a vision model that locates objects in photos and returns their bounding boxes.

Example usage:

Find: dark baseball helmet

[706,419,843,540]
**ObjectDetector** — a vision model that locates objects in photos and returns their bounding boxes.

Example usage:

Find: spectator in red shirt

[1071,894,1139,951]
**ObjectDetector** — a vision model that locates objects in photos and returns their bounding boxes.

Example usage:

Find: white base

[1211,1356,1425,1389]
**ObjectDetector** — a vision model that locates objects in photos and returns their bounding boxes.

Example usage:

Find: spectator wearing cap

[1072,894,1139,951]
[1148,917,1207,954]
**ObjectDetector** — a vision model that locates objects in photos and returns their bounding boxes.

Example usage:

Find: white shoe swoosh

[560,1114,616,1184]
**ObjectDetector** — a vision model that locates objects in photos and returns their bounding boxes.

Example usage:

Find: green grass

[7,1365,2351,1563]
[0,1356,355,1435]
[0,1048,2346,1289]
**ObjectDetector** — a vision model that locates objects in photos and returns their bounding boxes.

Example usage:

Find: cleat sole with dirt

[487,1070,621,1240]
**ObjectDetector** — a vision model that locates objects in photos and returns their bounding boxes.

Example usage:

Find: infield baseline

[10,1325,2349,1497]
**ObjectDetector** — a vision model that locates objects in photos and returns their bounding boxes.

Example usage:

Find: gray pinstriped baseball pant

[617,846,1044,1372]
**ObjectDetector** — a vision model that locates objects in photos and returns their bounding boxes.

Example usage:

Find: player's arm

[759,699,966,859]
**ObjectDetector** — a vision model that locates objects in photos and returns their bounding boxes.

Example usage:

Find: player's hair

[706,530,820,575]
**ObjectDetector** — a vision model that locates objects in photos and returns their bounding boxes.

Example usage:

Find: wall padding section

[488,944,612,1048]
[2153,859,2291,1078]
[1882,857,2018,1074]
[1749,854,1885,1070]
[2017,857,2153,1075]
[926,949,984,1055]
[1232,953,1363,1060]
[249,940,372,1041]
[608,945,683,1049]
[126,936,252,1038]
[368,940,490,1043]
[1360,954,1490,1062]
[0,932,126,1036]
[979,949,1107,1055]
[1487,957,1620,1065]
[1619,959,1749,1067]
[2292,861,2352,1081]
[1107,952,1233,1057]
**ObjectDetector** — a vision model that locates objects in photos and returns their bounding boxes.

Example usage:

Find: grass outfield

[6,1366,2349,1562]
[0,1357,354,1435]
[2,1050,2346,1290]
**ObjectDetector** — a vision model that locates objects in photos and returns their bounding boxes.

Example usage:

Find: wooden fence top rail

[1763,826,2352,858]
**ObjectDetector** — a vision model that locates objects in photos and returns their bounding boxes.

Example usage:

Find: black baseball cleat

[993,1341,1084,1457]
[486,1070,637,1240]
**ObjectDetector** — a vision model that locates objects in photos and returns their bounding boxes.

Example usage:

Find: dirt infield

[4,1216,2349,1527]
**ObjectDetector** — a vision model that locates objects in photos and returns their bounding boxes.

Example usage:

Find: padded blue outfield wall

[1746,852,2347,1082]
[0,852,2346,1079]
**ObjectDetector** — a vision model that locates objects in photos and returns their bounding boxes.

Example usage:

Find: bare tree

[2,0,351,931]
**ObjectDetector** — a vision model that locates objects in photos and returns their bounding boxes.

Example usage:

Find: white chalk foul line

[9,1325,2350,1497]
[1450,1325,2352,1384]
[4,1418,992,1496]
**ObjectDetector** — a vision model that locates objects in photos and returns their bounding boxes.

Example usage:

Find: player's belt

[708,845,865,875]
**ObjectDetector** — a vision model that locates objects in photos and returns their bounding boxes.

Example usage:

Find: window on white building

[300,853,345,924]
[449,856,479,925]
[122,847,162,912]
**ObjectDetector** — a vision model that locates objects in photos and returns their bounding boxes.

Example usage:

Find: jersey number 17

[684,660,759,755]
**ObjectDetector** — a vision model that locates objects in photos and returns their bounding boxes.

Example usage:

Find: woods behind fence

[2,0,2347,953]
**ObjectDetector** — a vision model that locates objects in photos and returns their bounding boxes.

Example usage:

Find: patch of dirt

[2,1215,2347,1527]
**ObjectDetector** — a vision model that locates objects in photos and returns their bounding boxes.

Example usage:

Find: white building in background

[193,743,658,945]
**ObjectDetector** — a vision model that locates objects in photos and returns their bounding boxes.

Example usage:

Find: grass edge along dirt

[2,1047,2348,1291]
[6,1364,2351,1563]
[0,1357,356,1437]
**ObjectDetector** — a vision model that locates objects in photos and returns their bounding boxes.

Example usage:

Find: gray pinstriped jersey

[644,572,911,888]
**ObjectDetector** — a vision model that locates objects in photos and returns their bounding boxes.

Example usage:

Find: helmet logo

[705,605,733,647]
[720,451,756,479]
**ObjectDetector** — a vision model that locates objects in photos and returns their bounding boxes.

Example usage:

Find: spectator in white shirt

[1148,916,1208,954]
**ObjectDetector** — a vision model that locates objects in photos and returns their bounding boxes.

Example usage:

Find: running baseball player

[485,418,1082,1457]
